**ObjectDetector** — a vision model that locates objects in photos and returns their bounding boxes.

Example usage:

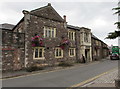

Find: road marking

[1,61,100,80]
[70,67,117,87]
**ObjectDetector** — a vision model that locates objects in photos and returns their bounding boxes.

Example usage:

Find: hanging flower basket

[60,38,69,49]
[31,35,43,47]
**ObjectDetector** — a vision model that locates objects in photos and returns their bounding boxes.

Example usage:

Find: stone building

[1,3,109,71]
[67,25,92,62]
[13,3,79,69]
[91,34,109,61]
[79,27,92,62]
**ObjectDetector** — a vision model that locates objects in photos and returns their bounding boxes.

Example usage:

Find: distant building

[0,23,14,30]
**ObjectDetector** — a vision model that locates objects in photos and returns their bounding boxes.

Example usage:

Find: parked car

[110,53,119,60]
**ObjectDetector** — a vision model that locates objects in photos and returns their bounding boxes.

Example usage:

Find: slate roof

[92,34,107,45]
[92,34,99,40]
[67,25,91,31]
[12,3,64,31]
[30,3,64,22]
[12,17,24,31]
[0,23,14,30]
[67,25,80,30]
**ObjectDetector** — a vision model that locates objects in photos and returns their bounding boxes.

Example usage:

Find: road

[2,59,118,87]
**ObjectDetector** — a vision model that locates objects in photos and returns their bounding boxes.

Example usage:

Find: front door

[85,49,90,62]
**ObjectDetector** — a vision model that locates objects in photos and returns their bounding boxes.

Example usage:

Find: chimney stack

[63,15,66,22]
[48,3,51,6]
[22,10,29,14]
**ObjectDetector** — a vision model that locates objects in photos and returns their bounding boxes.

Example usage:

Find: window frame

[55,47,63,58]
[68,31,75,41]
[44,26,56,38]
[33,47,45,60]
[69,48,76,57]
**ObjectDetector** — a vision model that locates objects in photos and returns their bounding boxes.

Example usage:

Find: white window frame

[68,31,75,41]
[33,47,45,60]
[69,48,76,57]
[55,47,63,58]
[44,26,56,38]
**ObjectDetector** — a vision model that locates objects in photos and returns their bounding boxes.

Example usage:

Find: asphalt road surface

[2,59,118,87]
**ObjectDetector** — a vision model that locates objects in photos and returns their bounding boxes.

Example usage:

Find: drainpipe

[115,1,120,89]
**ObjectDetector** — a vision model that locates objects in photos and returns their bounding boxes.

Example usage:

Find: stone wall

[2,30,25,71]
[91,37,109,61]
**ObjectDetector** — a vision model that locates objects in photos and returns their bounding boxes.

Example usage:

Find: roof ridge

[30,5,49,13]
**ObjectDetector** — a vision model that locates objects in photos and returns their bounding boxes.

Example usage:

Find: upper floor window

[44,26,56,38]
[96,40,99,45]
[84,33,89,42]
[68,31,75,41]
[99,41,101,46]
[33,47,45,60]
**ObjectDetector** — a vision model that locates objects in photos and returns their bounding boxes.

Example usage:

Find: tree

[106,5,120,39]
[106,30,120,39]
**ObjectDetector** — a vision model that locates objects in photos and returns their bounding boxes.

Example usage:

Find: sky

[0,0,119,46]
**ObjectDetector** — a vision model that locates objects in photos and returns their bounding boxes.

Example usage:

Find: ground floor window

[55,47,63,58]
[69,48,75,57]
[33,47,44,59]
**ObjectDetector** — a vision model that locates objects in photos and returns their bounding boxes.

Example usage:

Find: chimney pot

[22,10,29,14]
[63,15,66,22]
[48,3,51,6]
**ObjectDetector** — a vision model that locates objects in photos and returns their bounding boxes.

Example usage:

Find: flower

[32,43,35,47]
[31,35,44,47]
[60,38,69,49]
[62,39,69,45]
[60,46,64,49]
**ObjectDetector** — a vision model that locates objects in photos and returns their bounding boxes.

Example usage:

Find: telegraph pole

[118,1,120,50]
[115,1,120,89]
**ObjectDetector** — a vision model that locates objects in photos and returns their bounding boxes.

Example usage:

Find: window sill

[69,55,75,57]
[33,57,45,60]
[55,56,63,58]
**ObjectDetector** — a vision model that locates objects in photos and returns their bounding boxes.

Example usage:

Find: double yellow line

[70,67,117,87]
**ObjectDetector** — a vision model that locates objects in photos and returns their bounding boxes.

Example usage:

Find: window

[33,47,45,59]
[99,41,101,46]
[69,48,75,57]
[84,33,89,42]
[68,31,75,40]
[55,48,63,58]
[96,40,99,45]
[44,26,56,38]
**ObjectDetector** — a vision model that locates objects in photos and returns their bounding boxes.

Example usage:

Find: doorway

[85,49,90,62]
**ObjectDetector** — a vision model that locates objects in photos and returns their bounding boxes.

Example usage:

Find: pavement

[82,67,118,87]
[2,66,63,79]
[1,62,87,79]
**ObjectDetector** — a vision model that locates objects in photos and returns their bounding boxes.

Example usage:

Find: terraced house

[91,34,109,61]
[2,3,109,71]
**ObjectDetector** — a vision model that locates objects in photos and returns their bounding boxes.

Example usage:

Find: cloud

[0,2,118,46]
[0,0,118,2]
